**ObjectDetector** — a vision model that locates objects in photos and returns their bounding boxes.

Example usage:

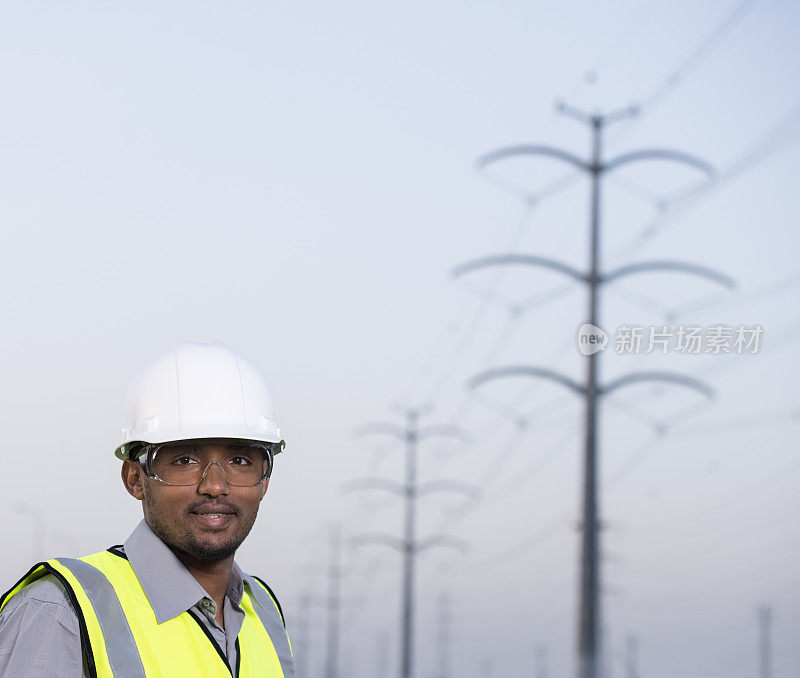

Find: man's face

[123,440,269,563]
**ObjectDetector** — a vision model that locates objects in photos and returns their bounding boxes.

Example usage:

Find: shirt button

[202,600,211,608]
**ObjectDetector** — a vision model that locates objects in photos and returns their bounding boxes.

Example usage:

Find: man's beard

[143,489,259,563]
[179,539,244,563]
[178,530,242,563]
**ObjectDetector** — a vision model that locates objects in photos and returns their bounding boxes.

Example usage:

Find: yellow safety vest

[0,548,294,678]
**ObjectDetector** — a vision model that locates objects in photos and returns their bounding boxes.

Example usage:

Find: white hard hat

[114,341,284,460]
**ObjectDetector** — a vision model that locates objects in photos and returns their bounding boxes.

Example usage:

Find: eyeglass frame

[132,438,284,487]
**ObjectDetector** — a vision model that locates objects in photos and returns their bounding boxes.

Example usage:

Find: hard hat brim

[114,426,285,460]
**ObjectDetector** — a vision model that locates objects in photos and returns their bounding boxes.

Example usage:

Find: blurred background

[1,1,798,677]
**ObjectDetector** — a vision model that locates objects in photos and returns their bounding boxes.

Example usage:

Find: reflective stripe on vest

[0,550,294,678]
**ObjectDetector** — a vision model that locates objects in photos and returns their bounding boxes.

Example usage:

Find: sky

[1,1,799,677]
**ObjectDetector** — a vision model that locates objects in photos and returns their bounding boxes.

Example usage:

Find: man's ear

[121,460,146,501]
[259,478,270,501]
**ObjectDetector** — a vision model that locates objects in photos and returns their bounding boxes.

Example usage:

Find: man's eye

[230,456,252,466]
[173,456,198,466]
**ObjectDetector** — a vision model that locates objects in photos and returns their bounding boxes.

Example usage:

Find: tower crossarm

[600,371,715,399]
[603,260,736,289]
[469,365,585,396]
[452,254,587,284]
[477,144,590,172]
[604,149,716,177]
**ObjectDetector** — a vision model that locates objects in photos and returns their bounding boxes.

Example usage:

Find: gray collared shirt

[0,520,265,677]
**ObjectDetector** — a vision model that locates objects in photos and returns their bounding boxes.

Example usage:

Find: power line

[608,99,800,264]
[634,0,764,119]
[668,271,800,320]
[479,164,583,207]
[461,511,573,575]
[665,406,800,438]
[692,314,800,379]
[429,392,579,534]
[492,426,579,499]
[423,202,541,404]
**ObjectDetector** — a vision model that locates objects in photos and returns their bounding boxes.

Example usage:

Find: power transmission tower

[758,605,772,678]
[455,102,734,678]
[435,592,452,678]
[535,645,548,678]
[347,406,477,678]
[339,645,354,678]
[325,523,342,678]
[624,635,639,678]
[376,629,390,678]
[294,593,311,678]
[303,527,364,678]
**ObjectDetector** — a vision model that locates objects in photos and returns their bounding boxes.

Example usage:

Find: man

[0,341,295,677]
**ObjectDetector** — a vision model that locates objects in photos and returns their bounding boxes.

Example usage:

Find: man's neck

[172,550,234,628]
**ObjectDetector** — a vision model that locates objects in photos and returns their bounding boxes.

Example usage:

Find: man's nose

[197,460,230,496]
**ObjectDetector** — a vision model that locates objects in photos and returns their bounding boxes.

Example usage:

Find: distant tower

[535,645,548,678]
[376,630,390,678]
[294,594,311,678]
[625,635,639,678]
[324,524,342,678]
[758,606,772,678]
[436,593,452,678]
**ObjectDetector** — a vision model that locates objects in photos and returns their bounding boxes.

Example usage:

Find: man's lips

[189,508,236,529]
[189,504,236,528]
[190,504,236,516]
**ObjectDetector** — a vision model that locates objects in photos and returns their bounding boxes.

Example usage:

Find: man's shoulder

[0,572,80,636]
[0,573,85,678]
[1,573,74,616]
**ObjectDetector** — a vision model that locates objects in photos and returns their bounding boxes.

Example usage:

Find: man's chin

[181,536,241,563]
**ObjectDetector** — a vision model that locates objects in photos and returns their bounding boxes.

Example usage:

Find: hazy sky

[2,1,799,677]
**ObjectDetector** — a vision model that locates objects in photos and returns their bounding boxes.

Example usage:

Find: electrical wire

[459,510,574,575]
[423,203,537,404]
[668,271,800,320]
[633,0,764,119]
[344,6,798,608]
[666,406,800,438]
[607,99,800,264]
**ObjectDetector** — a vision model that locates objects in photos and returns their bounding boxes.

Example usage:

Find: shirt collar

[123,520,256,624]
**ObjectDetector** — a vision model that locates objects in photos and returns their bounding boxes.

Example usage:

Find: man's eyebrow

[225,444,255,452]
